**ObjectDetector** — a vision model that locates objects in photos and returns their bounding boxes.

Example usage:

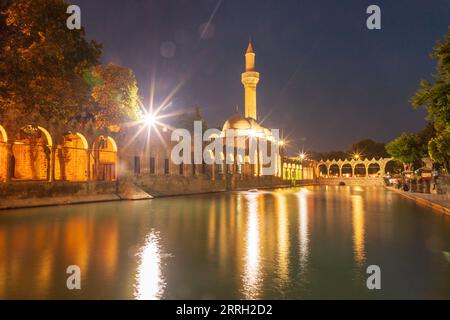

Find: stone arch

[55,132,89,181]
[329,164,340,177]
[354,163,367,177]
[0,125,7,181]
[318,163,328,177]
[384,158,402,175]
[341,163,352,177]
[368,163,381,177]
[92,136,118,181]
[11,125,52,181]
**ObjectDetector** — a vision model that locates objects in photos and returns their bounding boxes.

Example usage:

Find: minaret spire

[242,40,260,120]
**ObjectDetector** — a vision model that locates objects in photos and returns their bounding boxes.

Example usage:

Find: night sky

[76,0,449,153]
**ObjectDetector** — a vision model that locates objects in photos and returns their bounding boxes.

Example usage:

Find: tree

[428,124,450,169]
[89,64,140,129]
[0,0,101,126]
[171,106,208,133]
[411,30,450,130]
[410,30,450,169]
[386,133,424,170]
[348,139,388,159]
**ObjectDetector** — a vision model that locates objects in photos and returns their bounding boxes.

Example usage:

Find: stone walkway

[386,187,450,215]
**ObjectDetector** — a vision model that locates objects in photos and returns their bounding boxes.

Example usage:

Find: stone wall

[133,175,226,197]
[0,181,117,200]
[317,177,385,186]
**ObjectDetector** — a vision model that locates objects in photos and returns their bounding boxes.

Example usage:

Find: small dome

[223,113,252,131]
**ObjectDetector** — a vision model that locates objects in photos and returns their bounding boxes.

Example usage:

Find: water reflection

[134,231,166,300]
[0,187,449,299]
[241,192,262,299]
[351,194,366,266]
[297,189,309,273]
[275,192,290,288]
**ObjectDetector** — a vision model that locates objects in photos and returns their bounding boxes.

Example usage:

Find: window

[134,156,141,175]
[150,157,155,175]
[164,159,169,175]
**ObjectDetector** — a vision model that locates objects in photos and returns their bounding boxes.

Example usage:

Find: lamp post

[299,152,306,180]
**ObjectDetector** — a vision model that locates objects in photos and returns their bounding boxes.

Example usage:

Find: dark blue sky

[76,0,449,152]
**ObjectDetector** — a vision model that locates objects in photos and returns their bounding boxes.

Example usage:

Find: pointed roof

[246,40,254,54]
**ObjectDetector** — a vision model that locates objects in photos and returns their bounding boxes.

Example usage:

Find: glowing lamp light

[299,153,306,160]
[279,140,285,146]
[353,153,360,160]
[144,113,157,128]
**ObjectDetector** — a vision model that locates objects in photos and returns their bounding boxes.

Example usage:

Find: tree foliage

[0,0,101,124]
[90,64,140,128]
[428,124,450,168]
[411,30,450,130]
[171,106,208,133]
[409,30,450,169]
[311,139,388,161]
[0,0,141,131]
[386,133,424,169]
[349,139,388,159]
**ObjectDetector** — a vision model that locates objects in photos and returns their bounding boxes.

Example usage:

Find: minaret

[241,40,260,120]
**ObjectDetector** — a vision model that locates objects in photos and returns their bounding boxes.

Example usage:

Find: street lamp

[144,113,157,128]
[299,152,306,180]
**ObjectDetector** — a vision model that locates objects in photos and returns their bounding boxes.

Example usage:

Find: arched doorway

[341,163,352,177]
[318,164,328,177]
[0,125,7,181]
[385,159,403,175]
[368,163,381,177]
[55,132,89,181]
[329,164,340,177]
[354,163,367,177]
[92,136,117,181]
[11,126,53,180]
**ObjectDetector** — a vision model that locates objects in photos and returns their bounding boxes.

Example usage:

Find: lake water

[0,186,449,299]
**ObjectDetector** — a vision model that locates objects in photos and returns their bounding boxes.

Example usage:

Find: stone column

[87,149,91,181]
[49,145,56,182]
[6,143,12,182]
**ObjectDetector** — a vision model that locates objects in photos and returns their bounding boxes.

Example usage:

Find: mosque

[0,42,311,202]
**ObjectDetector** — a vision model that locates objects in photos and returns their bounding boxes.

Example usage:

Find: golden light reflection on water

[275,192,290,286]
[241,192,262,299]
[134,231,166,300]
[351,195,366,266]
[297,189,309,272]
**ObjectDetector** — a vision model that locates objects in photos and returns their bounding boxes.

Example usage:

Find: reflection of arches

[354,164,366,177]
[368,163,380,176]
[0,125,7,181]
[92,136,118,181]
[12,126,52,180]
[341,163,352,177]
[55,132,89,181]
[318,164,328,177]
[329,164,339,177]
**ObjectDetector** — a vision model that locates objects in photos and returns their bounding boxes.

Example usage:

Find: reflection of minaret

[241,41,260,120]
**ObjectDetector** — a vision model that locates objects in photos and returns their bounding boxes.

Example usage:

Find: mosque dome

[222,113,252,131]
[222,113,265,132]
